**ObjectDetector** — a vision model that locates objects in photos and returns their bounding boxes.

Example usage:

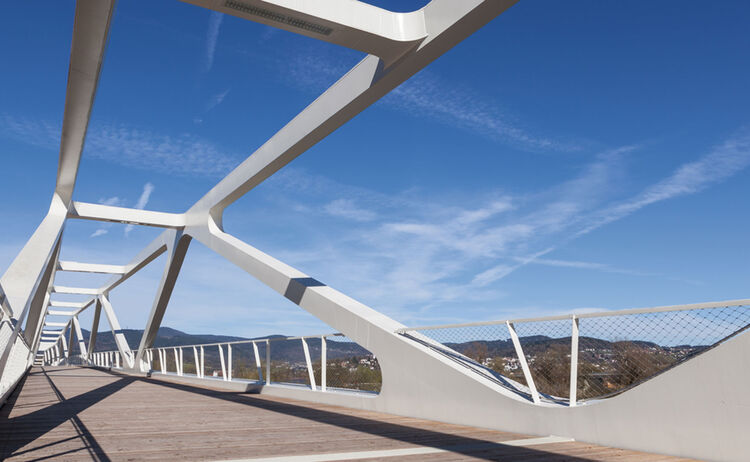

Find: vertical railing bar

[265,339,271,385]
[507,321,540,404]
[321,336,327,392]
[252,341,262,382]
[179,347,184,376]
[570,316,579,407]
[173,348,179,376]
[301,337,316,390]
[218,344,227,381]
[228,344,233,381]
[200,346,205,378]
[193,346,200,378]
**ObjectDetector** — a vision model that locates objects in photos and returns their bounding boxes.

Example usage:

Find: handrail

[396,298,749,333]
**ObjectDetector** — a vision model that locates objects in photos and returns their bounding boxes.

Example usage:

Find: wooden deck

[0,367,694,461]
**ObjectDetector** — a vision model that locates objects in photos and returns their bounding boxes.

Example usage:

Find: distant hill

[76,327,370,364]
[75,327,705,373]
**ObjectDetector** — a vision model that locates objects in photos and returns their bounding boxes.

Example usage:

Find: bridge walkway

[0,367,693,461]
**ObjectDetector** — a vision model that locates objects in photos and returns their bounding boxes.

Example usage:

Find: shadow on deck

[0,367,690,461]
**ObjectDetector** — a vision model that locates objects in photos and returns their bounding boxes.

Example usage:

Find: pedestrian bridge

[2,366,693,461]
[1,1,748,461]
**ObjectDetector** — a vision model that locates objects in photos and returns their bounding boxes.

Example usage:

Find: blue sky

[1,0,749,338]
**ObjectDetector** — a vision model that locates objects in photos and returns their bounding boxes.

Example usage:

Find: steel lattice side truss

[0,0,522,409]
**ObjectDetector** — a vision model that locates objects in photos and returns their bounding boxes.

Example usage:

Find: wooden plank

[0,367,696,462]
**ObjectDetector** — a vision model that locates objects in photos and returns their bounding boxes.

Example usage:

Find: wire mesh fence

[514,319,572,401]
[141,334,381,393]
[230,342,265,381]
[269,338,314,385]
[575,304,750,400]
[323,336,381,393]
[399,301,750,404]
[404,323,534,399]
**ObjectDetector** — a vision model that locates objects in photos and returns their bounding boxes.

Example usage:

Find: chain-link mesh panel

[323,336,380,393]
[0,321,13,361]
[514,319,572,400]
[149,349,161,372]
[401,304,750,404]
[163,349,178,374]
[229,343,262,381]
[577,305,750,400]
[404,324,528,397]
[0,336,30,395]
[268,338,312,385]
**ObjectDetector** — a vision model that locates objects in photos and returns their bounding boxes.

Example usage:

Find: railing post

[321,336,327,392]
[200,346,205,378]
[227,344,233,381]
[252,341,262,382]
[179,347,184,376]
[507,321,540,404]
[218,344,227,381]
[570,315,579,407]
[159,349,166,374]
[301,337,316,390]
[265,339,271,385]
[171,348,178,375]
[193,346,200,378]
[116,351,120,368]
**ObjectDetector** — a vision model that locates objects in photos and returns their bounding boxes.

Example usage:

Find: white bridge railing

[48,298,750,409]
[397,299,750,406]
[58,332,381,394]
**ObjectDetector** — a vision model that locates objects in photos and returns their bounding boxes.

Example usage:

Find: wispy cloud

[385,73,583,152]
[473,129,750,284]
[206,89,230,111]
[281,52,584,153]
[324,199,377,222]
[523,257,657,277]
[0,115,243,178]
[125,183,154,236]
[90,229,108,238]
[576,130,750,237]
[246,129,749,323]
[86,124,240,178]
[203,12,224,72]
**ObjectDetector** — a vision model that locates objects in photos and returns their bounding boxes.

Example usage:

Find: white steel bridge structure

[1,1,748,461]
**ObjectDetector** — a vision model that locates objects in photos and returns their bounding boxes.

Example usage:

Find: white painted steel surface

[3,1,749,460]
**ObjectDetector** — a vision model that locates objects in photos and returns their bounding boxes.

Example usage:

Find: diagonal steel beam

[87,298,102,360]
[99,294,133,367]
[133,231,192,371]
[185,0,519,222]
[55,0,116,204]
[72,315,88,358]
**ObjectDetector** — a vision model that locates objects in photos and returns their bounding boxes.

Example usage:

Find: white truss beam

[47,310,76,316]
[72,316,88,358]
[99,295,133,368]
[181,0,427,66]
[99,235,171,294]
[57,261,127,274]
[51,286,100,295]
[49,300,89,309]
[134,230,191,370]
[55,0,116,204]
[68,202,185,228]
